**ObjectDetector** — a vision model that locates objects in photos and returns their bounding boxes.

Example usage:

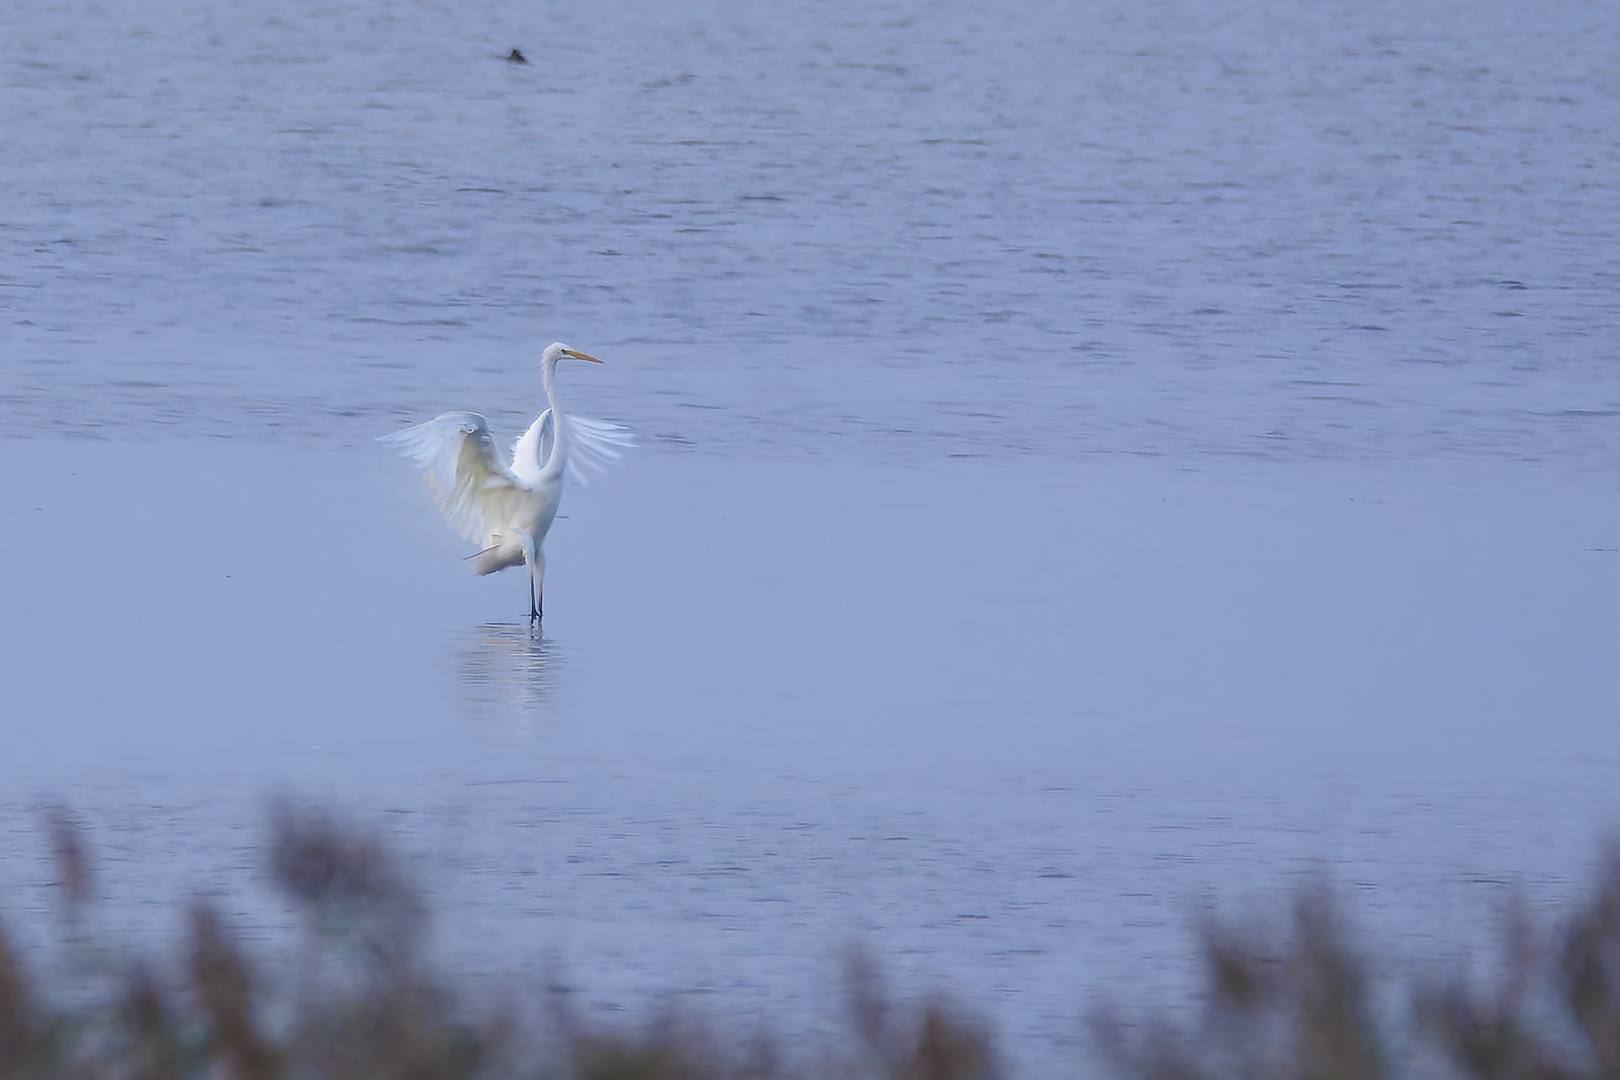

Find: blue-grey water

[4,0,1620,1072]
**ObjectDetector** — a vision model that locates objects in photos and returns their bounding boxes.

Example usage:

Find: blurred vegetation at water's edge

[3,808,1620,1080]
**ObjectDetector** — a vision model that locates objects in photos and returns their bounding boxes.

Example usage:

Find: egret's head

[543,342,604,365]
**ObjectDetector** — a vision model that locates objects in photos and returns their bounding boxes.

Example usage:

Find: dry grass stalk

[1421,845,1620,1080]
[42,808,91,922]
[1418,894,1573,1080]
[115,965,190,1080]
[1559,851,1620,1076]
[0,920,44,1079]
[847,950,998,1080]
[268,802,423,972]
[188,901,279,1080]
[1097,889,1386,1080]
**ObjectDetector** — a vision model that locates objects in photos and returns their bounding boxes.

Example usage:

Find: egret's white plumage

[379,342,632,620]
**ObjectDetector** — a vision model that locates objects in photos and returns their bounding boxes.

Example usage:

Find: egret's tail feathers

[469,543,523,576]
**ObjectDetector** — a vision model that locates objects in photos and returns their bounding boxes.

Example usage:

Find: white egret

[379,343,633,621]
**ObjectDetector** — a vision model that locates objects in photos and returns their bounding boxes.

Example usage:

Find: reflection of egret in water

[457,624,563,735]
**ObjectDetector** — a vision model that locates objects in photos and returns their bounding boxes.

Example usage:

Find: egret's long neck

[538,355,568,481]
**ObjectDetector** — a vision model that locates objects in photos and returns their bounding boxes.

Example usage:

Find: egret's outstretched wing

[378,411,520,546]
[565,415,636,485]
[509,412,634,486]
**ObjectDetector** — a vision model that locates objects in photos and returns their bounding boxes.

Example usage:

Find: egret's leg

[515,529,540,621]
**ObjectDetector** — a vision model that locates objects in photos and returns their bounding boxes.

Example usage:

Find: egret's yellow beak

[565,349,604,364]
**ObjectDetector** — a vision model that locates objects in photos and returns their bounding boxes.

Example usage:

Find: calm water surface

[3,0,1620,1072]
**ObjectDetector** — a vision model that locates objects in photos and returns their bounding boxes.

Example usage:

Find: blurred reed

[2,806,1619,1079]
[0,805,997,1080]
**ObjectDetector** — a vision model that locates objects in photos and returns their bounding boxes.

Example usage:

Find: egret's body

[379,343,631,620]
